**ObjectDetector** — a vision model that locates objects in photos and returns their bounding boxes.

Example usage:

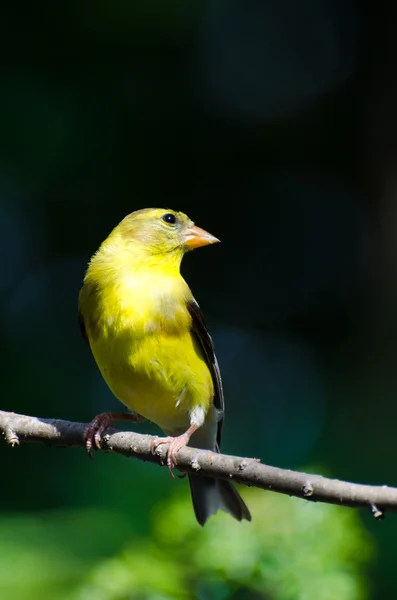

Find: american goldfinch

[78,208,251,525]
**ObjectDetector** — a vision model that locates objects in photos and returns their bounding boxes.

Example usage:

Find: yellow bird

[78,208,251,525]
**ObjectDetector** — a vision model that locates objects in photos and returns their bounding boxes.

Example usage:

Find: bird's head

[98,208,220,269]
[117,208,218,253]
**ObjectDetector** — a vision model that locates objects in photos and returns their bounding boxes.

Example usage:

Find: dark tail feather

[188,474,251,526]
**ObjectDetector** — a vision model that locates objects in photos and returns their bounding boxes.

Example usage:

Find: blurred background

[1,0,397,597]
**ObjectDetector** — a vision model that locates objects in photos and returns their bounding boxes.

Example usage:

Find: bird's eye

[162,213,177,225]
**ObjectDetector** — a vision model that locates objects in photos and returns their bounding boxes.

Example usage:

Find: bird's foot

[151,428,197,478]
[151,436,175,475]
[84,411,145,458]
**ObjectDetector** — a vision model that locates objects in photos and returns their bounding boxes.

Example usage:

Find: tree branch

[0,409,393,519]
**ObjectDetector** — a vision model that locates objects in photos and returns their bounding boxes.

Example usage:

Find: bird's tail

[188,473,251,526]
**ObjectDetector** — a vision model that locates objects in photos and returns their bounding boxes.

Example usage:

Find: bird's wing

[187,299,224,447]
[78,285,89,343]
[78,308,88,343]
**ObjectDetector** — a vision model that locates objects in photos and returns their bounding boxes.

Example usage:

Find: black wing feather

[187,299,224,447]
[78,309,88,343]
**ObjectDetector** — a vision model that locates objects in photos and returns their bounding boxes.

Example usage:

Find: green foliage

[0,478,372,600]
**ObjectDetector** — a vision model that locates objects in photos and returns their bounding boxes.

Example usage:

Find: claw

[84,413,114,457]
[150,436,174,475]
[84,411,145,457]
[150,428,198,478]
[151,436,172,455]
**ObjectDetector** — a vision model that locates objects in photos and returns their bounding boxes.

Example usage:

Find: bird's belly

[91,330,213,435]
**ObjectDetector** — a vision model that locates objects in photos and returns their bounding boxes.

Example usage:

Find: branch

[0,409,393,519]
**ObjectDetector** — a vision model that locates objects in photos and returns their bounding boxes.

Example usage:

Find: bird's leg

[85,411,146,457]
[151,424,200,477]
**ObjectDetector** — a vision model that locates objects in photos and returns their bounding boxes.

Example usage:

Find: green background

[0,1,393,598]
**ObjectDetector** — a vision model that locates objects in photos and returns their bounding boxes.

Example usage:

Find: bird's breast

[89,271,192,337]
[80,272,213,432]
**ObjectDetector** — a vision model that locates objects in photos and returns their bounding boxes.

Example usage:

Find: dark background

[1,0,396,598]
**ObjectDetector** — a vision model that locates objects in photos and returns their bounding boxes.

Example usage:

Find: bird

[78,207,251,526]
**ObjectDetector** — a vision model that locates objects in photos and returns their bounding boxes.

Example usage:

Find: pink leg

[151,424,199,477]
[84,411,146,457]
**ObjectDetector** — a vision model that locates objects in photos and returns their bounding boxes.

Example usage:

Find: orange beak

[183,224,220,250]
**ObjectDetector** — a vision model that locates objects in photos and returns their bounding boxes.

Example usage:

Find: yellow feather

[79,208,251,525]
[79,210,214,435]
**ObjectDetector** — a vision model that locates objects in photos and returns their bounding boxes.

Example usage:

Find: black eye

[162,213,176,225]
